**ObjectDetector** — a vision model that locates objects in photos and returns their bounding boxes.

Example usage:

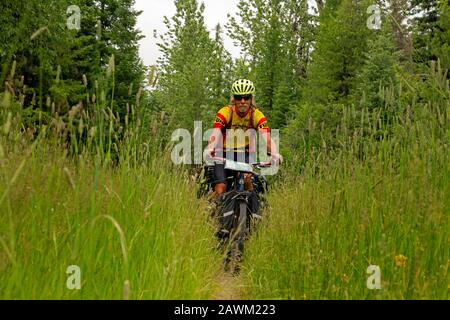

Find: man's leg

[213,162,227,198]
[244,152,255,191]
[244,174,254,192]
[214,183,227,196]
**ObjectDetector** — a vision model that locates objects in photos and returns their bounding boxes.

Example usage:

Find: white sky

[135,0,319,67]
[135,0,241,66]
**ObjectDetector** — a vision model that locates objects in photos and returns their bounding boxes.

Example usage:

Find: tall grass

[240,62,450,300]
[0,130,223,299]
[0,61,224,299]
[242,147,449,299]
[1,56,449,300]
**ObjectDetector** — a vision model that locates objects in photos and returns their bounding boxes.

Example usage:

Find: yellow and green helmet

[231,79,255,96]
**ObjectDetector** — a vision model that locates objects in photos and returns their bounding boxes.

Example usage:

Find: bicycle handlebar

[208,156,272,169]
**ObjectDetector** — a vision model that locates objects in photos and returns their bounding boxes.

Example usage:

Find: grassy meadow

[240,69,450,299]
[0,64,449,300]
[0,93,222,299]
[242,140,449,299]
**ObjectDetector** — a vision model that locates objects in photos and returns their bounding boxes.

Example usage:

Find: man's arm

[254,110,282,164]
[205,107,229,160]
[260,129,282,164]
[206,128,223,157]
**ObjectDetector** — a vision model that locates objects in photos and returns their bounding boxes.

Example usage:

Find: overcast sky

[135,0,241,66]
[135,0,319,67]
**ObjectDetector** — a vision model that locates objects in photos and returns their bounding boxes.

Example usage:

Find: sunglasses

[234,95,252,101]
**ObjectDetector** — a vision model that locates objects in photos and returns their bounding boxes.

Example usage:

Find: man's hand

[203,148,215,162]
[271,153,283,165]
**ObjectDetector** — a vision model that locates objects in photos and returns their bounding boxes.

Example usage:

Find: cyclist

[205,79,282,198]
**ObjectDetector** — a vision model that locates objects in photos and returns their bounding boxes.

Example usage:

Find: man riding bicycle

[205,79,282,199]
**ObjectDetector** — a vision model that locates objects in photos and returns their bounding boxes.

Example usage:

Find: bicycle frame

[207,156,271,274]
[208,156,270,192]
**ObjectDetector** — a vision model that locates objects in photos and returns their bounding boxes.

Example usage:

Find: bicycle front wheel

[230,200,247,275]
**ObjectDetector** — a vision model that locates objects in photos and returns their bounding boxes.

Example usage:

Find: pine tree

[50,0,101,112]
[0,0,89,110]
[412,0,440,66]
[354,15,399,110]
[303,0,371,104]
[95,0,146,111]
[0,0,145,115]
[271,0,316,128]
[209,24,234,110]
[412,0,450,71]
[227,0,315,128]
[430,1,450,72]
[155,0,229,132]
[389,0,413,65]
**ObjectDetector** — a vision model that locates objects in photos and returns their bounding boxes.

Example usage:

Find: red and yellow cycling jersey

[212,105,269,152]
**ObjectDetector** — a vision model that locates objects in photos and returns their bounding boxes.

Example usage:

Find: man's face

[234,95,252,115]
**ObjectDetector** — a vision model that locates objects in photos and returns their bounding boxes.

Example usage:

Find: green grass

[1,60,449,300]
[0,140,221,299]
[0,105,449,299]
[241,123,450,300]
[237,62,450,300]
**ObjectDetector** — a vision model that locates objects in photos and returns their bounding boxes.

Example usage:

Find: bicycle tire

[229,200,247,275]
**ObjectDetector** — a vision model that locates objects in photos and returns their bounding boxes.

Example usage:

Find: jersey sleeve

[253,109,269,132]
[213,106,231,129]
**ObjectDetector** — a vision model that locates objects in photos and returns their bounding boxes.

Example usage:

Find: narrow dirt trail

[211,271,244,300]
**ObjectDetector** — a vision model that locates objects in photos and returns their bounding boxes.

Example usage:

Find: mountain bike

[206,156,271,275]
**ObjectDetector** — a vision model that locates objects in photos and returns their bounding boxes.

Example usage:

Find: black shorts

[213,152,256,186]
